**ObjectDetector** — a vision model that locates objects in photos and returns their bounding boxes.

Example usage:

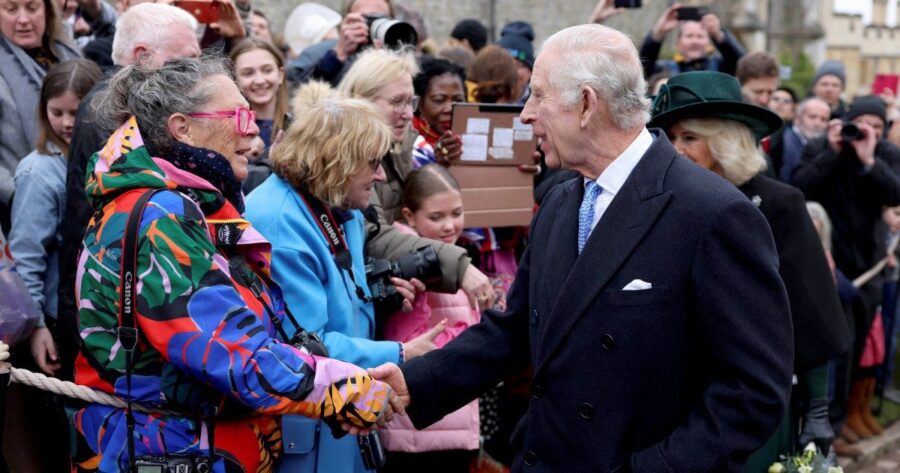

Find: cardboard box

[449,103,537,227]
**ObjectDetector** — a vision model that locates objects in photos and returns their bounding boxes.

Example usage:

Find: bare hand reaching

[651,3,682,42]
[402,319,446,360]
[461,265,494,310]
[590,0,625,23]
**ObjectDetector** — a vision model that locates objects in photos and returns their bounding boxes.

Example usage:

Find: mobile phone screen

[873,74,899,95]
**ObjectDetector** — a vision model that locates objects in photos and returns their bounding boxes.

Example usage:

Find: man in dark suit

[371,24,793,472]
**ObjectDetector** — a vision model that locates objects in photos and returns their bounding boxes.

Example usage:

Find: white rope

[5,363,176,416]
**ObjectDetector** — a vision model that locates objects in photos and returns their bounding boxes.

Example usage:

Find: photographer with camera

[794,95,900,447]
[338,48,496,310]
[245,81,444,473]
[301,0,417,87]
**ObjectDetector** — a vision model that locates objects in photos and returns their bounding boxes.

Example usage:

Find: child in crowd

[380,164,481,471]
[8,59,101,375]
[6,58,101,472]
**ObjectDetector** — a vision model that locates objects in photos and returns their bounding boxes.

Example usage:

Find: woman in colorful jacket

[245,80,443,472]
[71,57,395,473]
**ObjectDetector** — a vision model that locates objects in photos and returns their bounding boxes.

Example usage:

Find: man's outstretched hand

[369,363,411,415]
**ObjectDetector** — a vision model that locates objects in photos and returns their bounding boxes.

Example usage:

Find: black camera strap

[295,186,369,303]
[118,188,219,472]
[226,254,327,357]
[118,188,161,473]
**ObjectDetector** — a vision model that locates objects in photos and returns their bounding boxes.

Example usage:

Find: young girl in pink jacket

[381,164,481,471]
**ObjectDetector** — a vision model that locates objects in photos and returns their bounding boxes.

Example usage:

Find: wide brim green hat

[648,71,783,142]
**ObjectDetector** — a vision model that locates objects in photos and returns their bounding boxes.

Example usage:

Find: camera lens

[841,122,863,141]
[368,17,417,48]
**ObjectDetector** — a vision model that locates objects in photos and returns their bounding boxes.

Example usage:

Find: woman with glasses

[337,47,496,310]
[245,80,438,473]
[71,57,396,472]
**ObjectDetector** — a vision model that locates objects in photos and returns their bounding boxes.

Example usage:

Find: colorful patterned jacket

[70,117,391,472]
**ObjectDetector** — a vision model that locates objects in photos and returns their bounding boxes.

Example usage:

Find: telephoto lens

[841,121,864,141]
[364,15,418,48]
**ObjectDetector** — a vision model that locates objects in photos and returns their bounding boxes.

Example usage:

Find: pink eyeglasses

[188,105,256,136]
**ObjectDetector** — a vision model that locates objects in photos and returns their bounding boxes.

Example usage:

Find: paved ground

[851,449,900,473]
[844,421,900,472]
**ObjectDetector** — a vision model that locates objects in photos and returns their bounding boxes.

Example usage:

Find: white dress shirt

[583,128,654,232]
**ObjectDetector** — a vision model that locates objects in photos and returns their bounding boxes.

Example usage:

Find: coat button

[531,383,544,400]
[601,333,615,350]
[579,403,595,419]
[530,309,539,325]
[524,450,538,466]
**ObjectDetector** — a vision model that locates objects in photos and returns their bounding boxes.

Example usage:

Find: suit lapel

[535,136,677,374]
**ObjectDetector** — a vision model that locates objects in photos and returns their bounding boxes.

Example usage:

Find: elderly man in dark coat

[370,24,793,472]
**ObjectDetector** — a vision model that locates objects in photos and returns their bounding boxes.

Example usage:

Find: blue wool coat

[245,174,401,473]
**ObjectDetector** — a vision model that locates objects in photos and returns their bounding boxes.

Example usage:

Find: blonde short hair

[337,48,419,101]
[806,201,833,252]
[273,82,392,207]
[675,118,767,186]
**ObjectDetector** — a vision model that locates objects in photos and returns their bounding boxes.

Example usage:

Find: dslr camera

[365,247,441,314]
[363,15,418,48]
[290,329,328,357]
[358,431,386,470]
[841,121,865,142]
[135,455,210,473]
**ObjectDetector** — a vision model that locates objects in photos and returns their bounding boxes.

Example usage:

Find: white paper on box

[466,118,491,135]
[514,129,533,141]
[461,134,488,161]
[489,147,514,160]
[492,128,514,148]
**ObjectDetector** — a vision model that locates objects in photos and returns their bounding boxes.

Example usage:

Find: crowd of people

[2,0,900,471]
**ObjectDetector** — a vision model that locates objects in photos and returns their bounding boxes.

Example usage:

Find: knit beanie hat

[451,19,488,52]
[497,21,535,69]
[813,60,846,87]
[844,95,887,125]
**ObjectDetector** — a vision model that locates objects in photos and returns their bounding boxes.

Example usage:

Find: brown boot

[846,379,875,438]
[833,438,863,459]
[840,423,861,444]
[861,377,885,435]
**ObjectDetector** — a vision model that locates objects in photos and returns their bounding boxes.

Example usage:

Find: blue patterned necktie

[578,180,602,254]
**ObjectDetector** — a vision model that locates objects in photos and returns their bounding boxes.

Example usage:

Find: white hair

[541,24,650,131]
[796,96,829,117]
[111,3,198,66]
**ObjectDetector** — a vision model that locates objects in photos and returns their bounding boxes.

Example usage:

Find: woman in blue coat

[245,81,444,472]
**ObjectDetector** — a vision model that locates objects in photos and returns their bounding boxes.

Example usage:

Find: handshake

[339,363,411,436]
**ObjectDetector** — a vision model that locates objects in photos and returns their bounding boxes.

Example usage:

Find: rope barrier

[2,362,176,416]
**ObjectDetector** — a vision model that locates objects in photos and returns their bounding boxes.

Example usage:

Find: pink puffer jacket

[380,223,481,453]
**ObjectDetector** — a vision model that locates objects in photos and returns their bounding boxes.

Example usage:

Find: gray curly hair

[93,56,232,155]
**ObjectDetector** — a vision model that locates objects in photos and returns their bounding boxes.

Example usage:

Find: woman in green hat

[649,71,851,470]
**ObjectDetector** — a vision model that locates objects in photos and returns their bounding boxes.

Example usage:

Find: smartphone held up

[175,0,220,24]
[676,6,709,21]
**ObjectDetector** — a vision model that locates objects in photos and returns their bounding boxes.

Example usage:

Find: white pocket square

[622,279,652,291]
